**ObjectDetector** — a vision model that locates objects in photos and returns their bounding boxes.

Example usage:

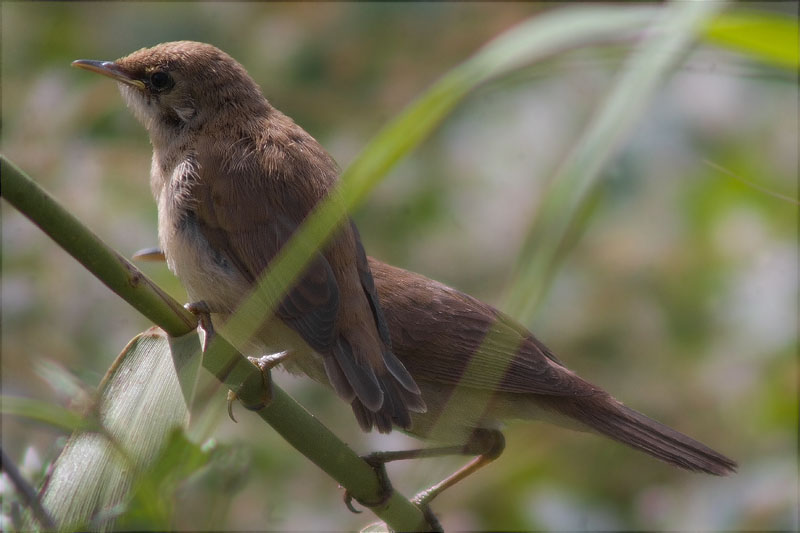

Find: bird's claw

[342,454,394,514]
[344,480,443,533]
[343,490,362,514]
[226,390,239,423]
[226,352,291,421]
[131,246,166,262]
[184,300,215,349]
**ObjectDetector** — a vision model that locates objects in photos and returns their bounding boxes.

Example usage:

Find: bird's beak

[71,59,146,90]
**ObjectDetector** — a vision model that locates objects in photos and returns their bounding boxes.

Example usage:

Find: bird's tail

[550,394,737,475]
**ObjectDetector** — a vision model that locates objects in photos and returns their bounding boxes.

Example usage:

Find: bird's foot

[184,300,216,351]
[408,491,444,531]
[420,505,444,533]
[343,453,394,514]
[344,453,443,531]
[411,489,435,508]
[226,351,291,422]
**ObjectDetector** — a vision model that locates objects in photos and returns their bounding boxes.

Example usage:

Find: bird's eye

[149,71,174,91]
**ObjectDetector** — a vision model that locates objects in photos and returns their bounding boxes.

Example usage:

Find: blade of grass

[704,10,799,70]
[33,329,193,531]
[0,396,90,433]
[503,0,727,323]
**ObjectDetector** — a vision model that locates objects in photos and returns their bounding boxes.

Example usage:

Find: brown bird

[72,41,424,433]
[132,246,736,509]
[75,39,735,512]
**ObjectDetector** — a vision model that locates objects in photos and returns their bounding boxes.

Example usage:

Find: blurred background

[2,2,797,531]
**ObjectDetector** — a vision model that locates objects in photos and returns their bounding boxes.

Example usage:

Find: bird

[73,39,735,513]
[72,41,425,434]
[132,246,737,509]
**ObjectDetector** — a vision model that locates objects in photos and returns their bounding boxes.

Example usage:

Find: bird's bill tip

[71,59,145,90]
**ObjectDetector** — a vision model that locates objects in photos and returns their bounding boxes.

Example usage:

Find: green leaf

[33,328,201,531]
[503,0,726,322]
[0,396,89,433]
[704,11,799,70]
[116,429,210,530]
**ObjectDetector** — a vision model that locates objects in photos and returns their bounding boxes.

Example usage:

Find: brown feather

[369,259,597,397]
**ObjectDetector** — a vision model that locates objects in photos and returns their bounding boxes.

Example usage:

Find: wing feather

[369,258,598,397]
[349,221,422,397]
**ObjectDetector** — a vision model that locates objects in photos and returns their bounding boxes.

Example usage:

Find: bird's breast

[154,161,245,315]
[160,206,243,313]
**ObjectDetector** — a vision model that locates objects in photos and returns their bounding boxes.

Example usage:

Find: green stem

[1,156,195,337]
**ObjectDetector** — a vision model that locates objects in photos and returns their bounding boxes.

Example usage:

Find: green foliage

[25,330,197,532]
[117,429,210,530]
[0,396,90,434]
[705,11,799,70]
[505,0,725,322]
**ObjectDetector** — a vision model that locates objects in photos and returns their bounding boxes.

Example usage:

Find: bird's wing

[348,221,421,397]
[191,151,414,417]
[192,157,339,353]
[369,258,598,397]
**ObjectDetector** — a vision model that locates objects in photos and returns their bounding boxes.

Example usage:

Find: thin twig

[0,446,57,530]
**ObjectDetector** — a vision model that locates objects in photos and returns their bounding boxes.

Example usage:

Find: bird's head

[73,41,269,141]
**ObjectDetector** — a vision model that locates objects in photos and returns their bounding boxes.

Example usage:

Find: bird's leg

[184,300,216,348]
[344,428,504,517]
[226,351,292,422]
[183,300,288,420]
[411,429,505,508]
